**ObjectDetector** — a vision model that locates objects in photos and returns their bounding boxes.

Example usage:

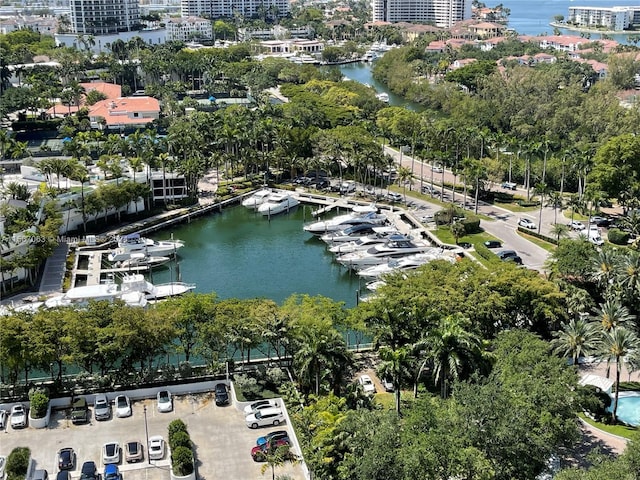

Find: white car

[381,378,394,392]
[156,390,173,413]
[10,404,27,429]
[518,218,536,229]
[0,409,8,430]
[432,165,443,173]
[115,395,131,418]
[102,442,121,465]
[568,221,585,231]
[0,455,6,480]
[246,407,284,429]
[148,436,165,460]
[358,375,376,395]
[243,399,279,416]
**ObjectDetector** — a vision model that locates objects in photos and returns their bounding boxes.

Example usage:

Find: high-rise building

[70,0,141,35]
[372,0,471,28]
[180,0,289,19]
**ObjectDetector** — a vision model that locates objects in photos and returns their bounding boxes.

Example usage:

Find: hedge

[461,215,480,234]
[168,419,188,438]
[474,244,501,264]
[607,228,630,245]
[169,430,191,452]
[171,446,194,476]
[29,389,49,419]
[517,227,558,245]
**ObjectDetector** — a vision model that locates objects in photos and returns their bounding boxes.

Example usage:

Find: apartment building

[165,16,213,41]
[69,0,140,34]
[567,5,640,31]
[180,0,289,19]
[372,0,471,28]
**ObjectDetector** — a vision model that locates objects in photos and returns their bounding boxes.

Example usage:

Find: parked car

[381,378,394,392]
[386,192,403,203]
[339,181,356,195]
[10,404,27,429]
[421,185,435,195]
[501,182,517,190]
[56,471,71,480]
[591,216,611,227]
[517,218,536,229]
[32,470,48,480]
[156,390,173,413]
[358,375,376,395]
[148,436,165,461]
[71,397,89,424]
[115,395,131,418]
[125,441,144,463]
[314,179,331,190]
[103,442,121,465]
[502,255,523,265]
[251,438,290,462]
[94,394,111,421]
[215,383,229,406]
[484,240,502,249]
[0,409,8,430]
[256,430,290,447]
[103,465,121,480]
[80,462,98,480]
[432,164,443,173]
[57,448,76,471]
[243,399,279,416]
[568,221,585,231]
[0,455,5,480]
[497,250,518,260]
[246,407,284,429]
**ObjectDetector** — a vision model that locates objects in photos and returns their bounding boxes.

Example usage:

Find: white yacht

[336,235,432,269]
[357,250,448,278]
[115,253,171,269]
[257,192,300,216]
[304,205,385,235]
[329,227,400,254]
[376,92,390,103]
[320,223,381,244]
[120,274,196,300]
[242,188,272,210]
[111,234,184,260]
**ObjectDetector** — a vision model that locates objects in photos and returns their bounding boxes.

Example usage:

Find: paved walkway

[38,241,69,295]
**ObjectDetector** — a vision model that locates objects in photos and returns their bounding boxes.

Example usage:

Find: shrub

[6,447,30,480]
[576,385,611,421]
[474,244,500,264]
[168,419,188,438]
[29,389,49,419]
[171,446,194,476]
[169,431,192,452]
[461,215,481,234]
[607,228,630,245]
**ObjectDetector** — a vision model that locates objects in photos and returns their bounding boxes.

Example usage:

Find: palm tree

[550,223,570,242]
[551,317,598,367]
[378,345,410,415]
[451,221,466,245]
[593,299,634,333]
[547,191,563,225]
[534,182,548,235]
[68,161,90,232]
[396,166,412,202]
[598,327,639,422]
[590,248,620,291]
[567,194,583,224]
[427,314,481,399]
[614,250,640,301]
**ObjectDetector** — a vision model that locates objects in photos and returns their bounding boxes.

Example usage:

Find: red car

[251,438,290,462]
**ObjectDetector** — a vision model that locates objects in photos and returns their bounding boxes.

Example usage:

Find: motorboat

[115,253,171,270]
[376,92,390,103]
[257,192,300,216]
[114,233,184,259]
[357,250,448,278]
[242,188,272,210]
[304,205,386,235]
[329,227,400,254]
[120,274,196,300]
[44,283,148,309]
[336,235,432,269]
[320,223,380,244]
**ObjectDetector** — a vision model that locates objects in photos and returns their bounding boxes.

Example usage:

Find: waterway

[149,204,365,308]
[501,0,640,43]
[339,62,423,111]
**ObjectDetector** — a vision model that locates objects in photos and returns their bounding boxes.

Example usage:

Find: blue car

[104,465,122,480]
[256,430,289,447]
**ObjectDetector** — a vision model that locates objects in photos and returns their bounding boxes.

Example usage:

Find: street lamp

[143,405,150,465]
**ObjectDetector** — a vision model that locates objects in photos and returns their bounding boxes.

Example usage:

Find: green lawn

[432,227,501,268]
[563,209,589,221]
[516,230,557,252]
[494,201,538,213]
[578,413,638,439]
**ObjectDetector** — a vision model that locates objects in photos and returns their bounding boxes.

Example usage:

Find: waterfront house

[88,96,160,130]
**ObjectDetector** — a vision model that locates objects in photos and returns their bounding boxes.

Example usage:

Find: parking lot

[1,393,305,480]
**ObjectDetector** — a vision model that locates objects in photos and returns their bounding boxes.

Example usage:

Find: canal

[149,204,367,308]
[339,62,423,111]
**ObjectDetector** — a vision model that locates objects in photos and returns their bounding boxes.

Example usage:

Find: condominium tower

[69,0,140,34]
[181,0,290,19]
[372,0,471,28]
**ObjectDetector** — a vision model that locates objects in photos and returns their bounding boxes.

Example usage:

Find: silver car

[94,394,111,421]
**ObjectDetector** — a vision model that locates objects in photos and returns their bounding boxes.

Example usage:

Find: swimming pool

[607,392,640,426]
